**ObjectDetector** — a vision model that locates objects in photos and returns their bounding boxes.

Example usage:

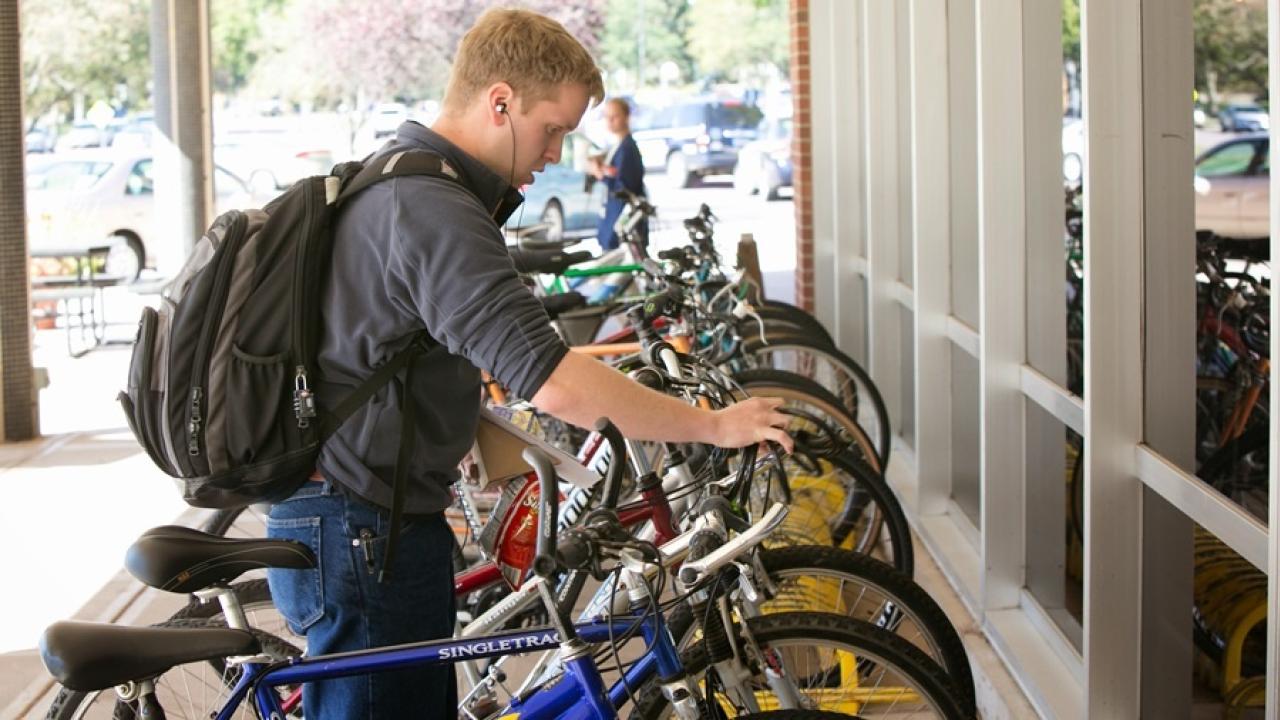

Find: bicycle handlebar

[522,448,561,580]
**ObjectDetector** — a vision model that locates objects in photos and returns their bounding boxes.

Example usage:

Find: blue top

[595,133,647,251]
[316,121,568,514]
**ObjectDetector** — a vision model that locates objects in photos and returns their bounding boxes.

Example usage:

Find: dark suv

[633,99,763,187]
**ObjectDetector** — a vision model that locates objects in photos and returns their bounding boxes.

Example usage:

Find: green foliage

[600,0,695,88]
[21,0,151,127]
[210,0,288,95]
[1193,0,1268,105]
[1061,0,1080,65]
[686,0,788,82]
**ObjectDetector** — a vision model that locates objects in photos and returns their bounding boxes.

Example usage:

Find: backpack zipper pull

[294,366,317,428]
[187,387,203,455]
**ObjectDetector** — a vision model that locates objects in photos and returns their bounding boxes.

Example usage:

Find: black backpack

[120,150,457,516]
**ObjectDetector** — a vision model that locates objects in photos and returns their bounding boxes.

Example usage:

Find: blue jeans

[266,481,457,719]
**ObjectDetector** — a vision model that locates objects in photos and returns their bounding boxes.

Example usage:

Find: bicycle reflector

[479,472,561,588]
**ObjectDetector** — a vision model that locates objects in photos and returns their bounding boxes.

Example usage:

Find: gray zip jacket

[315,121,568,514]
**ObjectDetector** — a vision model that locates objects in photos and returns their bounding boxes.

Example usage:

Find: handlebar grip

[592,418,628,510]
[657,248,685,262]
[555,527,594,571]
[522,448,561,579]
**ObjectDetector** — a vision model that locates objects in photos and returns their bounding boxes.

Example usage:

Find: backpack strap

[320,332,433,435]
[379,351,419,583]
[336,150,459,205]
[318,330,433,584]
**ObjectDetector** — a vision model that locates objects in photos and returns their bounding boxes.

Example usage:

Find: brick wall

[790,0,814,313]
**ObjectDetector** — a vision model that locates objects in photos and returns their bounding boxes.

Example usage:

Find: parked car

[25,149,255,280]
[632,98,763,188]
[516,132,607,240]
[1193,133,1269,239]
[1062,117,1084,184]
[214,127,335,194]
[1218,104,1269,133]
[733,115,793,200]
[55,121,119,152]
[25,128,56,154]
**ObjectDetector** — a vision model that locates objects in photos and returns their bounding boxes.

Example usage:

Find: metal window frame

[1268,2,1280,711]
[812,0,1279,715]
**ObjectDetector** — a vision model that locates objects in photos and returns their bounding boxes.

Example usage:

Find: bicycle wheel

[657,548,959,708]
[696,280,836,348]
[753,546,972,710]
[170,579,302,653]
[737,334,891,469]
[744,450,911,575]
[633,611,971,719]
[45,618,301,720]
[733,368,882,475]
[201,505,267,538]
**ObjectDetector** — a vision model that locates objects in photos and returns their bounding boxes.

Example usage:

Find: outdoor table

[29,245,125,357]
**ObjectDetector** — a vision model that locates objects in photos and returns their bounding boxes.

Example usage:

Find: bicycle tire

[632,611,971,719]
[696,280,836,348]
[732,368,882,475]
[730,370,910,573]
[739,333,892,468]
[743,306,838,349]
[170,578,302,651]
[45,617,302,720]
[727,366,906,568]
[754,546,972,710]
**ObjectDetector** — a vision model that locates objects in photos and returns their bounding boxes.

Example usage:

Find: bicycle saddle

[509,247,594,275]
[125,525,316,594]
[538,292,588,319]
[519,236,583,251]
[41,620,260,692]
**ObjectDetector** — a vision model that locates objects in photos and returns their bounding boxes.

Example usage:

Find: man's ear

[486,82,515,124]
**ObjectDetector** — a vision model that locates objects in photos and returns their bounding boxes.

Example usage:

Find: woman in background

[590,97,647,251]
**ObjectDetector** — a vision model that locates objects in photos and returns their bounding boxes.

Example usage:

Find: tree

[686,0,788,83]
[21,0,151,127]
[1061,0,1080,66]
[299,0,606,106]
[1193,0,1268,108]
[210,0,289,95]
[600,0,694,90]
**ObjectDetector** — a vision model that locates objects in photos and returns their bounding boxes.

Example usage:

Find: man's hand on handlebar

[710,396,794,454]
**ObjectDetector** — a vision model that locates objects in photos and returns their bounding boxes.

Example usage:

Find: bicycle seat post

[193,585,247,630]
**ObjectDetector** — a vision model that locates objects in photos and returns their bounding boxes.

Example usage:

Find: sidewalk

[0,311,199,718]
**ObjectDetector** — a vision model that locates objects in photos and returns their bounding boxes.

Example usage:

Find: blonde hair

[604,97,631,117]
[443,8,605,114]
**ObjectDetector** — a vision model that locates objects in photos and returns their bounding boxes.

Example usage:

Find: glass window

[709,103,763,128]
[676,104,704,127]
[125,160,153,195]
[26,161,112,192]
[1196,142,1259,178]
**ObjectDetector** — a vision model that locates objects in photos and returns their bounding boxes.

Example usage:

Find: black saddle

[126,525,316,594]
[40,620,260,692]
[538,292,589,319]
[509,247,594,275]
[519,237,582,251]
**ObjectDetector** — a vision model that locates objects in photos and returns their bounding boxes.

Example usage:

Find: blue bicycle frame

[218,611,686,720]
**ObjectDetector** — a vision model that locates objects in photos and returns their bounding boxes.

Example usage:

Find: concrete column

[0,0,35,441]
[151,0,213,274]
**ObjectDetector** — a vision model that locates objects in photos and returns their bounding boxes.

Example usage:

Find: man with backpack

[261,9,794,718]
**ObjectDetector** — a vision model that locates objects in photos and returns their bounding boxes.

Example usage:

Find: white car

[1194,133,1269,239]
[25,149,254,280]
